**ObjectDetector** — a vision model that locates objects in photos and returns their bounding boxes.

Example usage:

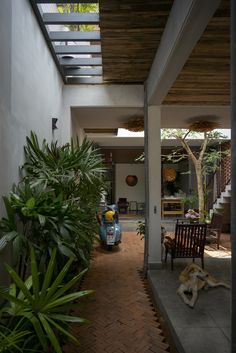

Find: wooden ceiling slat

[99,0,230,104]
[163,0,230,106]
[99,0,173,82]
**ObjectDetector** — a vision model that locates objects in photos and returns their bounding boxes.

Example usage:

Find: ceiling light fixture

[189,120,220,132]
[123,116,144,132]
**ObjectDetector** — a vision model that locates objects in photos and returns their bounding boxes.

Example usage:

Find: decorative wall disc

[126,175,138,186]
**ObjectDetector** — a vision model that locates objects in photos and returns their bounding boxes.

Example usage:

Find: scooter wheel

[107,245,113,251]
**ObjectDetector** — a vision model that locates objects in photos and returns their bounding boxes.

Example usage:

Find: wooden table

[161,198,184,217]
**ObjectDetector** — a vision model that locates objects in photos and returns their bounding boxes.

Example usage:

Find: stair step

[221,191,231,198]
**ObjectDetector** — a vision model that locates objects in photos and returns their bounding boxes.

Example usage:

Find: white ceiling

[71,105,230,147]
[71,107,144,128]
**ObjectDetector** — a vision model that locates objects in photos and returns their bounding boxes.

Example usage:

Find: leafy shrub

[0,248,93,353]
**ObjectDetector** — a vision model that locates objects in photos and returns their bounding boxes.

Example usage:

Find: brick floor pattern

[65,232,170,353]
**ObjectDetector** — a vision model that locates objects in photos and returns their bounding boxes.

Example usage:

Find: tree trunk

[195,161,205,218]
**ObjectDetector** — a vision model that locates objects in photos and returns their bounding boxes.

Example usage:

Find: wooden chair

[129,201,138,214]
[206,213,223,249]
[117,198,129,214]
[165,223,207,270]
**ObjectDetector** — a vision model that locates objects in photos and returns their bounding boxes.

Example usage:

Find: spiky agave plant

[0,248,93,353]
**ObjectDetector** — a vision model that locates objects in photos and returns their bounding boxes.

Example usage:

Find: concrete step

[221,191,231,198]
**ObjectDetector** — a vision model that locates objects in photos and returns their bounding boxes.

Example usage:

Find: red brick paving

[65,232,170,353]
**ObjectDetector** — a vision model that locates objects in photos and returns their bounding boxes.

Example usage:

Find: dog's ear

[180,264,192,281]
[186,264,195,273]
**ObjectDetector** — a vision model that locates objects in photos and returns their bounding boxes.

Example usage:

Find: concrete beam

[54,45,101,55]
[36,0,98,2]
[65,67,102,76]
[147,0,221,105]
[67,77,103,84]
[42,13,99,25]
[59,57,102,66]
[49,31,101,42]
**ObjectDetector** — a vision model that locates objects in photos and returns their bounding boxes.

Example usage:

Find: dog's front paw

[188,302,194,309]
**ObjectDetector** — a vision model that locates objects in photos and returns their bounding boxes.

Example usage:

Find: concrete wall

[71,113,86,144]
[0,0,63,214]
[63,85,144,143]
[115,163,145,203]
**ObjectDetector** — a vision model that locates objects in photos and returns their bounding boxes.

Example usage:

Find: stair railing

[206,144,231,211]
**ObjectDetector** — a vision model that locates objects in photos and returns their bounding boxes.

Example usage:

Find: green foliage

[0,324,31,353]
[203,148,230,174]
[0,132,105,274]
[0,248,93,353]
[181,193,199,209]
[161,128,197,139]
[0,182,90,272]
[136,221,145,239]
[23,132,105,199]
[57,3,99,31]
[0,132,104,351]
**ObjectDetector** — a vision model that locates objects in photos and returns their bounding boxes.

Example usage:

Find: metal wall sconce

[52,118,58,131]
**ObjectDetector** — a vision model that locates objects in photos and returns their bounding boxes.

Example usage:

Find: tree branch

[199,132,208,162]
[180,138,197,164]
[183,130,191,140]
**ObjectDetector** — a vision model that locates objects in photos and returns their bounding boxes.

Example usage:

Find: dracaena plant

[0,324,31,353]
[0,182,93,277]
[0,248,93,353]
[23,132,105,200]
[0,131,105,279]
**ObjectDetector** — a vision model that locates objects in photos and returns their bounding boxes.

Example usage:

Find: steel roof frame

[29,0,103,84]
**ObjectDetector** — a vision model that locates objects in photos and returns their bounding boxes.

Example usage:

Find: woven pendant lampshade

[189,121,220,132]
[163,167,177,182]
[123,117,144,132]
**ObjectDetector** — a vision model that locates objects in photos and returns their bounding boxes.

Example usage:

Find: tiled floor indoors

[64,231,173,353]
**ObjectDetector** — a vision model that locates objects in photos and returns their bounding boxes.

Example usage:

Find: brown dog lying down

[177,263,230,308]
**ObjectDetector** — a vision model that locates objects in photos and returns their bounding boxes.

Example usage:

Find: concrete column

[231,1,236,352]
[145,106,162,270]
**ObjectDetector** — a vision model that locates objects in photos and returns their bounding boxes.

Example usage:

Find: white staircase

[209,183,231,216]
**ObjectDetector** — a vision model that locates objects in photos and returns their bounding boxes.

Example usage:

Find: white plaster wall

[62,85,144,143]
[0,0,63,214]
[115,164,145,203]
[71,114,85,144]
[0,0,13,283]
[0,0,13,215]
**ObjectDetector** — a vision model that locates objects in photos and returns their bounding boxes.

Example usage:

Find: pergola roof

[163,0,230,106]
[99,0,173,83]
[30,0,173,85]
[30,0,230,106]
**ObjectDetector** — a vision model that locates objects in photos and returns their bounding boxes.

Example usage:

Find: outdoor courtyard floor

[64,216,231,353]
[149,233,231,353]
[64,230,172,353]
